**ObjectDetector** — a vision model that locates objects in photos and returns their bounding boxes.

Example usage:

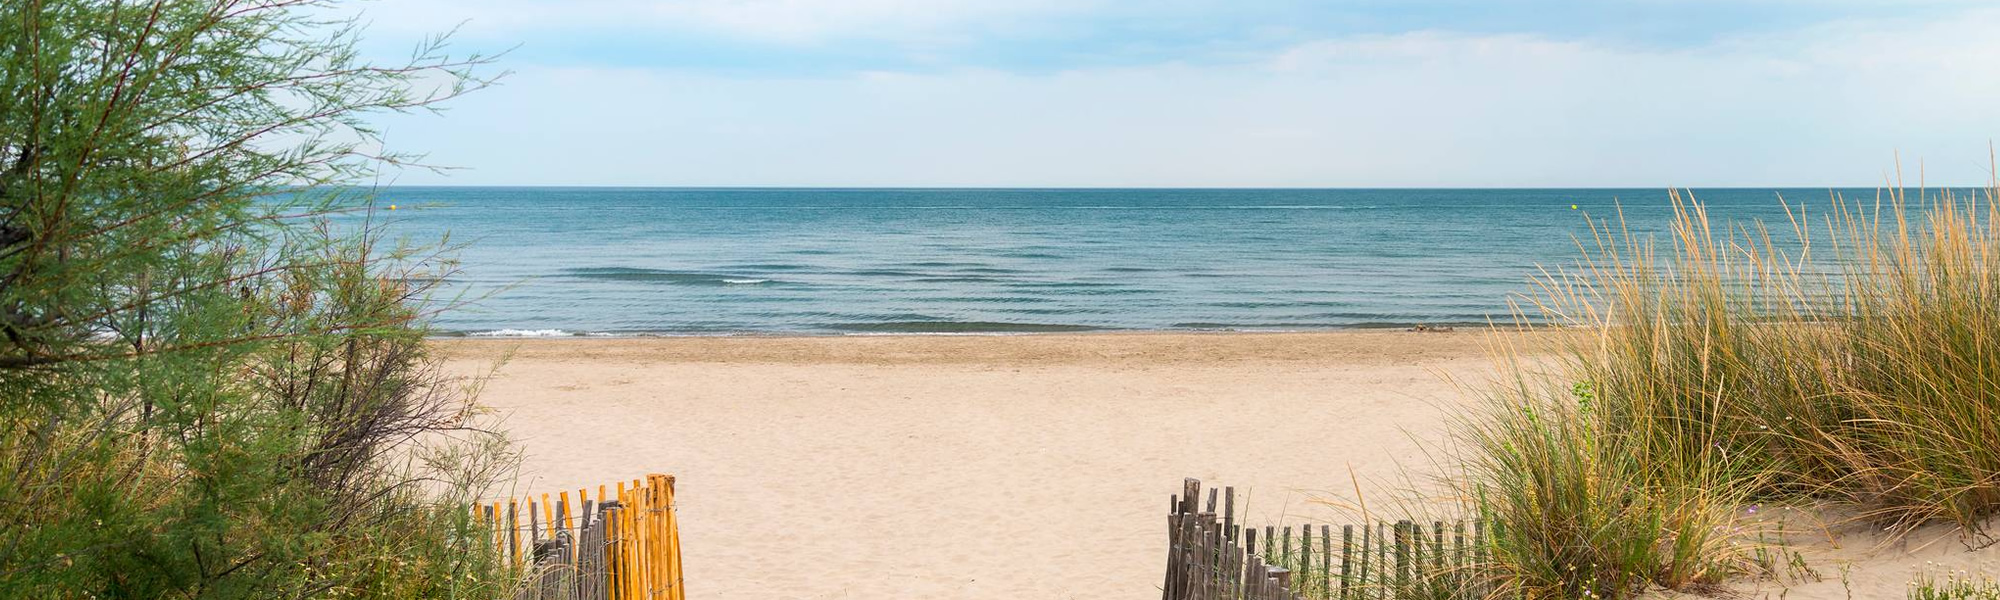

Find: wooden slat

[1394,520,1411,596]
[1281,526,1292,569]
[543,493,556,539]
[1320,525,1333,598]
[1339,524,1353,599]
[1164,513,1183,600]
[1192,512,1207,600]
[560,492,574,533]
[507,501,521,567]
[1355,520,1372,598]
[658,474,685,600]
[1200,510,1216,600]
[1224,537,1241,599]
[605,502,623,600]
[1376,522,1389,600]
[1297,525,1312,597]
[1432,520,1446,581]
[575,504,601,600]
[1223,487,1236,543]
[528,500,541,548]
[1265,526,1276,560]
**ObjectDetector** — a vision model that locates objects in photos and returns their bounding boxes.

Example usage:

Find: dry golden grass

[1452,178,2000,599]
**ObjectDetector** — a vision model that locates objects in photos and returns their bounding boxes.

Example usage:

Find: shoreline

[434,328,1521,366]
[426,323,1509,340]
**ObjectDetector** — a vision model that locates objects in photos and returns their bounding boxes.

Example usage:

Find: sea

[364,187,1882,336]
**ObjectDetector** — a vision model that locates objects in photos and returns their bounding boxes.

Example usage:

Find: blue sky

[350,0,2000,187]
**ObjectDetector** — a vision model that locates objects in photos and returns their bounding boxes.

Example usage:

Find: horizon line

[358,184,1997,191]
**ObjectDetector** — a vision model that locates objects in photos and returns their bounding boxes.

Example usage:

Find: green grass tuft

[1454,181,2000,599]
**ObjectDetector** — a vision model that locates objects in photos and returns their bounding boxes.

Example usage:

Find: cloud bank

[360,2,2000,187]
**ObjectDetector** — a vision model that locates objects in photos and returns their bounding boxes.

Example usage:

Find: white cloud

[1269,32,1591,69]
[351,0,1089,43]
[373,7,2000,186]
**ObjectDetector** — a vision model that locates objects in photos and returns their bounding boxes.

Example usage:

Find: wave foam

[468,329,575,337]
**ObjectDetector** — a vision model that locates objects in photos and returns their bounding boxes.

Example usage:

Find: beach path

[440,331,1503,599]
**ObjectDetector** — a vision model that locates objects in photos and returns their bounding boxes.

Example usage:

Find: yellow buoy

[388,204,398,211]
[1570,204,1578,210]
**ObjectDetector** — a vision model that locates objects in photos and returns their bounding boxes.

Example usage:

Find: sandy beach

[437,330,2000,599]
[439,331,1505,599]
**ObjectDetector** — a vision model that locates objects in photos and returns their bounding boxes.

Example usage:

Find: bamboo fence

[479,473,686,600]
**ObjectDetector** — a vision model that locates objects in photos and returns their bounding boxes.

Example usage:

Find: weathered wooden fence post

[1337,524,1353,599]
[1394,520,1412,595]
[1315,525,1327,597]
[1297,525,1311,596]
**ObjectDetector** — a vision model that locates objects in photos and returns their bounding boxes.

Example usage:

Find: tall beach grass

[1454,180,2000,598]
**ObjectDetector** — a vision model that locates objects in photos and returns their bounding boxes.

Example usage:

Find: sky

[346,0,2000,187]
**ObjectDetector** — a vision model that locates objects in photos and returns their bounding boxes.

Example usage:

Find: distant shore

[437,330,1510,599]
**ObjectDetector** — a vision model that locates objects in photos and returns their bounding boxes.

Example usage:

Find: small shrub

[1910,566,2000,600]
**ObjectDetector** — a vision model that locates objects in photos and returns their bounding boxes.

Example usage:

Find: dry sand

[438,331,2000,599]
[439,331,1502,599]
[1712,517,2000,600]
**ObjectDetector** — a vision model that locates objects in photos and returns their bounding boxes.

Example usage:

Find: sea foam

[468,329,575,337]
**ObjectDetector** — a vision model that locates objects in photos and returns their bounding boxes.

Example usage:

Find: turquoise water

[371,187,1866,335]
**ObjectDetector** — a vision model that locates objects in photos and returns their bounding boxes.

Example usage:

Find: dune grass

[1451,182,2000,598]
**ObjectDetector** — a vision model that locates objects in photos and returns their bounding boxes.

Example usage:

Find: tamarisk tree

[0,1,514,597]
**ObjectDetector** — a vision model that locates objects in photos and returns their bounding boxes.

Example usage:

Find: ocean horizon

[369,186,1934,337]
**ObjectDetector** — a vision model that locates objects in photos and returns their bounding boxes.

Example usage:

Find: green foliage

[1458,183,2000,598]
[1455,372,1756,599]
[0,1,512,597]
[1911,567,2000,600]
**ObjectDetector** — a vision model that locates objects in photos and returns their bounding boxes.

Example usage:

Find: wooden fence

[1163,478,1492,600]
[479,473,686,600]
